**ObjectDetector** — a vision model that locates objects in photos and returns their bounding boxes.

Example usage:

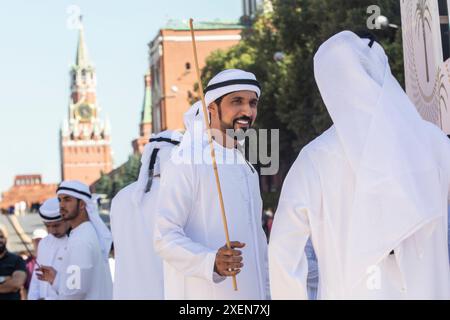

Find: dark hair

[213,93,233,119]
[214,92,232,108]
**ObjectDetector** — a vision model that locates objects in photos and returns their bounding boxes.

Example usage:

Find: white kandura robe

[28,234,67,300]
[154,138,270,300]
[270,126,450,299]
[269,31,450,299]
[110,150,174,300]
[111,182,164,299]
[51,222,113,300]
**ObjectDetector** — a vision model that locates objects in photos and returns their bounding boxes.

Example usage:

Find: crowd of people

[1,31,450,300]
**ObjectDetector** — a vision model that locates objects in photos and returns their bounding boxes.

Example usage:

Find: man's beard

[61,205,79,222]
[62,212,77,221]
[0,243,6,254]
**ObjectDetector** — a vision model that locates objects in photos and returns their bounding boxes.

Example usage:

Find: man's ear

[79,200,87,212]
[208,102,218,116]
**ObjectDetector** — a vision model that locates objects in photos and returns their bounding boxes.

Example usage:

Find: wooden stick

[189,18,237,291]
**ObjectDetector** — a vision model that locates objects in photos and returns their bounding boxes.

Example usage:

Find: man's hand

[214,241,245,277]
[0,272,26,294]
[36,266,56,285]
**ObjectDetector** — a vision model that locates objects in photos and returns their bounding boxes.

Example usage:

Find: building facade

[0,175,57,212]
[148,20,243,132]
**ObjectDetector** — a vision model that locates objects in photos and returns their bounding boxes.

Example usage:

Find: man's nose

[239,103,252,117]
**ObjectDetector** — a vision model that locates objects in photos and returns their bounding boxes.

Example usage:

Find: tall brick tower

[60,23,113,185]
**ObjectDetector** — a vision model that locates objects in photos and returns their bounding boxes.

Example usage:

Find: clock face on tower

[75,103,93,121]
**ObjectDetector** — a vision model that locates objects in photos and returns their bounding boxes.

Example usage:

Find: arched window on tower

[81,69,86,83]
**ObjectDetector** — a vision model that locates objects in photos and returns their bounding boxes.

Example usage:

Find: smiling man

[154,69,270,300]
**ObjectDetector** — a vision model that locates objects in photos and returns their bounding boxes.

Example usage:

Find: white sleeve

[445,138,450,264]
[27,266,41,300]
[52,242,95,300]
[154,158,218,283]
[447,204,450,264]
[264,235,271,300]
[268,149,321,299]
[258,211,271,299]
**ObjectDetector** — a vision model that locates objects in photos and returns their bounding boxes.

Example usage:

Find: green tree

[94,154,141,199]
[95,172,113,197]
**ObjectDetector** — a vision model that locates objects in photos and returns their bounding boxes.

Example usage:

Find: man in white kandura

[154,69,270,299]
[269,31,450,299]
[110,130,182,299]
[28,198,69,300]
[37,180,113,299]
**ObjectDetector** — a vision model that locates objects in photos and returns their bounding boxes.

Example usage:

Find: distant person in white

[37,181,113,300]
[28,198,69,300]
[269,31,450,299]
[110,130,182,299]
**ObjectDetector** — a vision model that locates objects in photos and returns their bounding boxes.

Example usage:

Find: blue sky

[0,0,242,193]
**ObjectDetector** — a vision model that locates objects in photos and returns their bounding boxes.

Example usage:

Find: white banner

[401,0,450,133]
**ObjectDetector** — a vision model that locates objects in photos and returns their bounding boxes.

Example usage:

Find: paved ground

[0,212,111,254]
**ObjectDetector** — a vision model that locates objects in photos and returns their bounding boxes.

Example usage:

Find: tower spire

[76,16,90,67]
[132,71,153,154]
[140,71,152,127]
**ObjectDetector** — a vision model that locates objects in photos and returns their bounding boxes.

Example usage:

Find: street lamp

[376,15,399,30]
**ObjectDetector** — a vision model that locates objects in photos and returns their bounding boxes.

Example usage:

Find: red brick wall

[157,28,242,131]
[0,175,57,210]
[61,143,113,185]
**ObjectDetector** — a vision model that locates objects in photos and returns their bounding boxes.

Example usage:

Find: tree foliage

[95,154,141,199]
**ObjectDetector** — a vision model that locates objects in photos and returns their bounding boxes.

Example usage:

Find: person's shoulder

[111,182,136,205]
[164,141,197,173]
[288,125,343,174]
[69,223,97,245]
[4,251,21,262]
[37,235,53,248]
[5,252,27,269]
[110,183,136,224]
[301,125,339,155]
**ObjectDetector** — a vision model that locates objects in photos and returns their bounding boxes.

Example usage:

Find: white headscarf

[314,31,445,289]
[204,69,261,107]
[39,198,62,223]
[183,101,204,133]
[183,69,261,142]
[132,130,183,208]
[57,180,112,261]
